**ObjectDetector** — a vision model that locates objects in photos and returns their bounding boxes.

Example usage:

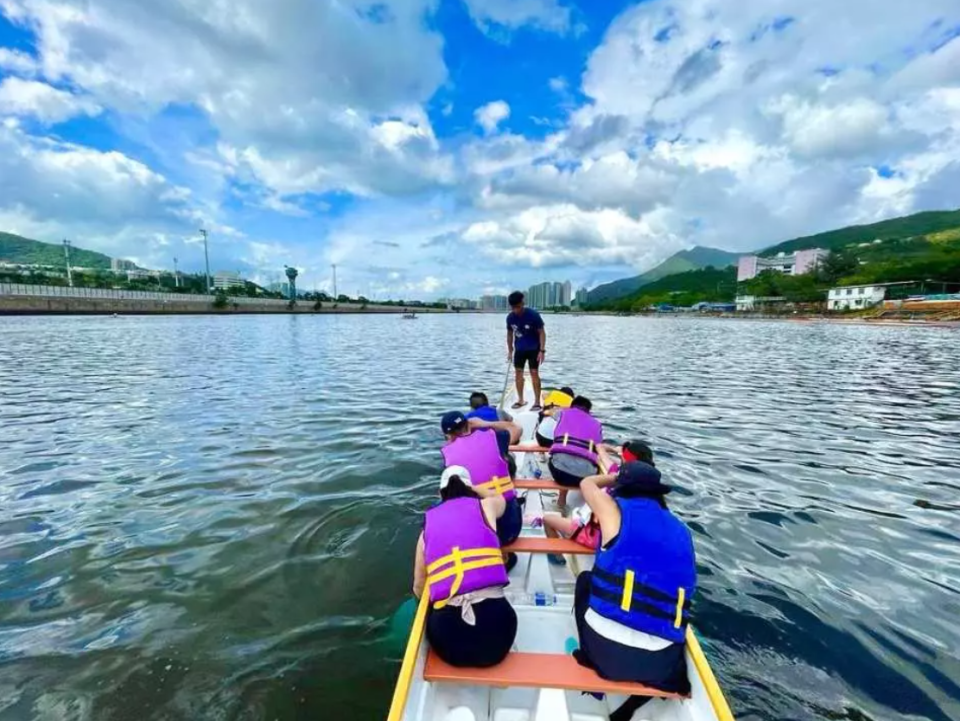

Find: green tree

[819,250,859,283]
[742,269,782,298]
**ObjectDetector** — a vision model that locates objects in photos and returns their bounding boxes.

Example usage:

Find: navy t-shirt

[506,308,544,352]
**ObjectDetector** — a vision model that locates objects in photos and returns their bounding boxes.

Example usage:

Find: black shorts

[427,597,518,668]
[513,348,541,370]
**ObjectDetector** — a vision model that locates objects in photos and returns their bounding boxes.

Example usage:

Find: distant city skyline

[525,280,573,309]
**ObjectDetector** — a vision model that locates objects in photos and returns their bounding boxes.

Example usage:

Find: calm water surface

[1,315,958,721]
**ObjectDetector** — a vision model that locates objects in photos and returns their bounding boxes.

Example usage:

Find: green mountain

[625,266,738,307]
[587,246,740,304]
[0,232,114,270]
[590,208,960,310]
[761,209,960,256]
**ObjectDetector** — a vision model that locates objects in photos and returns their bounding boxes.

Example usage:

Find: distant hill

[587,246,740,304]
[761,209,960,256]
[626,265,737,305]
[0,232,114,269]
[588,208,960,310]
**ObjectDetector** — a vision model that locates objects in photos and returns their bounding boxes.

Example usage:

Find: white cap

[538,416,558,439]
[440,465,472,490]
[444,707,476,721]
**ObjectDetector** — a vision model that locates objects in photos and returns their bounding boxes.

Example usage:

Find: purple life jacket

[442,431,516,501]
[423,497,508,608]
[551,408,602,465]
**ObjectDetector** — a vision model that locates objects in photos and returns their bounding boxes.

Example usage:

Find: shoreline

[0,295,483,316]
[2,295,957,326]
[581,312,960,328]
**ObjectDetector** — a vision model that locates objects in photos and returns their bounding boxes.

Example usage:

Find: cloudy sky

[0,0,958,299]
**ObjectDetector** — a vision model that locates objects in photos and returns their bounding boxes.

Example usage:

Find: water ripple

[1,315,958,720]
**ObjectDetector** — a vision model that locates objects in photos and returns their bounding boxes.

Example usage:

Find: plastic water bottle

[509,592,559,607]
[535,592,559,607]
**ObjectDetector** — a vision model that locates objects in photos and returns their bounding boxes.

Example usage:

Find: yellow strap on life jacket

[425,546,505,609]
[559,434,596,455]
[473,475,515,496]
[620,569,635,613]
[674,587,686,628]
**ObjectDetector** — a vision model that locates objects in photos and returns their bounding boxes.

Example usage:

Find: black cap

[441,411,468,435]
[615,461,671,496]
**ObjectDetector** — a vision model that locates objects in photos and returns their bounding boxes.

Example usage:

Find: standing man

[506,291,546,411]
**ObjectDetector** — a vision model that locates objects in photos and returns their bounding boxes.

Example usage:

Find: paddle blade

[386,597,418,654]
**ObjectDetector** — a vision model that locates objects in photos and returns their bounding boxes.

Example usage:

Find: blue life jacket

[466,406,498,423]
[589,497,696,644]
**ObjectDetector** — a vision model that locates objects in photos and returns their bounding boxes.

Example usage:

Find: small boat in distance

[387,379,734,721]
[402,312,418,319]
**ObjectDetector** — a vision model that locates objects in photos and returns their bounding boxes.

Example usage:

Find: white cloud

[0,47,38,75]
[885,25,960,95]
[475,100,511,134]
[462,204,684,270]
[1,0,450,198]
[484,151,676,217]
[462,132,560,177]
[260,194,309,217]
[767,95,891,159]
[462,0,572,36]
[218,111,454,198]
[419,275,447,293]
[0,77,100,123]
[0,122,239,268]
[343,1,960,289]
[464,0,960,260]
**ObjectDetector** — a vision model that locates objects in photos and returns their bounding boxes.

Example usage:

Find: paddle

[499,358,515,410]
[386,596,418,656]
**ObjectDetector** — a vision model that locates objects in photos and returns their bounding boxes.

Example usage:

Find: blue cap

[441,411,468,435]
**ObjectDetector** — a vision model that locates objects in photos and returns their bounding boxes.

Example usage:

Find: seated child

[535,440,655,565]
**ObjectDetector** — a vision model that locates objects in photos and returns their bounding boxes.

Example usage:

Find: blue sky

[0,0,958,300]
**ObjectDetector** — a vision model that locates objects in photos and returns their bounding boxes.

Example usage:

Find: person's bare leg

[543,513,575,539]
[507,421,522,445]
[542,513,571,566]
[558,489,568,509]
[513,368,525,408]
[530,368,542,409]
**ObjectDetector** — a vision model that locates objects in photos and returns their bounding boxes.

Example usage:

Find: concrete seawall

[0,295,459,315]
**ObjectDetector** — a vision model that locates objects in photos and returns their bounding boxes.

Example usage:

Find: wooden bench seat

[505,536,593,556]
[424,650,684,698]
[514,477,564,491]
[509,444,551,454]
